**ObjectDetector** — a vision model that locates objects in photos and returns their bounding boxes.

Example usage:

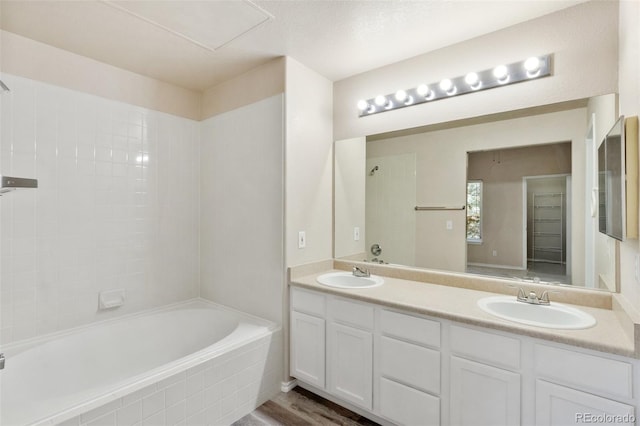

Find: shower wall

[0,74,200,345]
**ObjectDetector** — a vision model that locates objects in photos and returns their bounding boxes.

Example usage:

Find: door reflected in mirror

[465,144,570,284]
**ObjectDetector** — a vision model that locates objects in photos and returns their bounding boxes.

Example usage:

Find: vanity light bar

[357,54,552,117]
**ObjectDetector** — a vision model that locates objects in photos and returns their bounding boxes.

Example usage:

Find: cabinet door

[450,356,521,426]
[328,322,373,410]
[536,380,635,426]
[290,311,325,388]
[379,377,440,426]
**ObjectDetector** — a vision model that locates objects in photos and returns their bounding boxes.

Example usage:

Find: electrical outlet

[298,231,306,249]
[492,250,498,257]
[446,220,453,230]
[354,227,360,241]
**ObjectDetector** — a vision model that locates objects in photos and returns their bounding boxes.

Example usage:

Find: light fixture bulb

[374,95,388,107]
[357,100,369,111]
[493,65,508,79]
[524,56,542,78]
[524,57,541,72]
[416,84,429,96]
[465,72,482,90]
[439,79,453,92]
[493,65,510,84]
[465,72,479,85]
[395,90,408,102]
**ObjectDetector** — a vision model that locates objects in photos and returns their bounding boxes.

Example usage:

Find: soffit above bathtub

[0,0,588,91]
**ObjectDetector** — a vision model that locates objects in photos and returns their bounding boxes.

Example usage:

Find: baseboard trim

[281,379,298,392]
[467,262,526,270]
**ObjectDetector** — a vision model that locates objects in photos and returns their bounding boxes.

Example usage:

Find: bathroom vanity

[288,265,640,426]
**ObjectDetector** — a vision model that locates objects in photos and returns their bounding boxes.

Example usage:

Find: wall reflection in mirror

[334,94,620,291]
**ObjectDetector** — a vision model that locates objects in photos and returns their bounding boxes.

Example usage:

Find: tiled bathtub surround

[0,73,200,344]
[56,331,283,426]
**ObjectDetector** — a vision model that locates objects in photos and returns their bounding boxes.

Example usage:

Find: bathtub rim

[0,297,278,355]
[0,298,281,426]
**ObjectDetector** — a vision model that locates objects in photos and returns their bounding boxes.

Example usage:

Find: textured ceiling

[0,0,587,91]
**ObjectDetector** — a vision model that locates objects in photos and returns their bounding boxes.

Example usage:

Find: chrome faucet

[0,353,5,370]
[513,287,552,305]
[353,266,370,278]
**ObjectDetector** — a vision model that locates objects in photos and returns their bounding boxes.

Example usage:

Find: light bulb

[493,65,509,83]
[439,79,453,92]
[439,79,457,96]
[464,72,479,85]
[524,57,540,72]
[416,84,429,96]
[524,57,542,78]
[465,72,482,90]
[374,95,388,107]
[357,100,369,111]
[395,90,408,102]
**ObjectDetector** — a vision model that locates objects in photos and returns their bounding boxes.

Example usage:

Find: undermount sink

[477,296,596,330]
[316,272,384,289]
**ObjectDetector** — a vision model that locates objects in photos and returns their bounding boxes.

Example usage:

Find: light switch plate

[298,231,306,249]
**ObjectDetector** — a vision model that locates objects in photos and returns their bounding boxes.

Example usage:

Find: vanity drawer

[379,336,440,394]
[291,287,325,317]
[534,344,633,399]
[329,297,374,330]
[450,325,520,370]
[379,377,440,426]
[380,309,440,348]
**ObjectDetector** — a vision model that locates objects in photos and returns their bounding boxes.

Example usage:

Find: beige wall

[285,57,334,267]
[618,0,640,306]
[365,108,586,279]
[333,1,617,140]
[201,57,285,120]
[0,30,201,120]
[467,144,571,268]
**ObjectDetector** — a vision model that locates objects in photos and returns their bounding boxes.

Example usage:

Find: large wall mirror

[335,94,620,291]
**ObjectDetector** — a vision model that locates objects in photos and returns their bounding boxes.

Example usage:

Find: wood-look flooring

[232,387,379,426]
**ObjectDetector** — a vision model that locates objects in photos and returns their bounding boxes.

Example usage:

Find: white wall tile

[116,401,142,426]
[165,401,186,426]
[142,390,165,419]
[0,74,200,344]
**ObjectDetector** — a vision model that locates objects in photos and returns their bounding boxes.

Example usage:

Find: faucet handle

[539,289,560,305]
[352,265,370,277]
[508,285,527,302]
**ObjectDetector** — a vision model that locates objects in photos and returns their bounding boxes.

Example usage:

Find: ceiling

[0,0,588,91]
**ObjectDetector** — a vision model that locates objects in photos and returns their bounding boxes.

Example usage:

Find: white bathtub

[0,299,281,426]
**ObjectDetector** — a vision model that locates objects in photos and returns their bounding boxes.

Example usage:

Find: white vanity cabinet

[376,309,441,425]
[327,298,374,410]
[290,288,326,389]
[289,286,639,426]
[533,344,636,425]
[449,325,522,426]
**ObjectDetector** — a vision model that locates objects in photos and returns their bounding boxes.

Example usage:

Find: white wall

[0,74,200,345]
[587,94,619,290]
[199,95,284,324]
[285,58,333,267]
[333,1,617,140]
[618,0,640,306]
[334,137,365,259]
